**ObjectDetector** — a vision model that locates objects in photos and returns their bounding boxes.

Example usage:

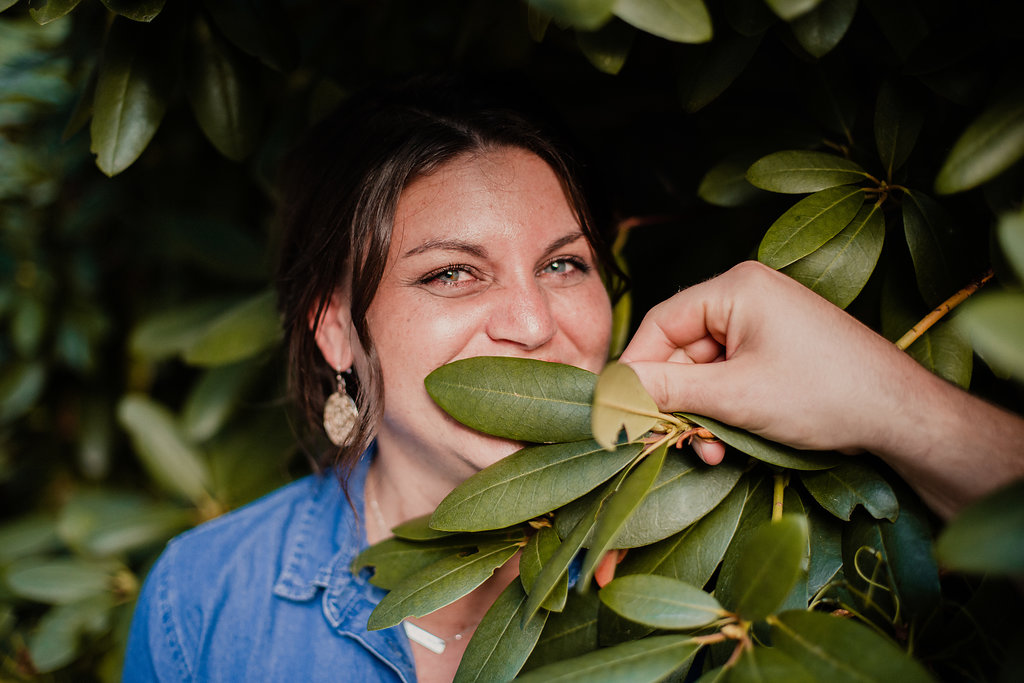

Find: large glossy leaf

[100,0,165,22]
[520,527,567,611]
[352,537,477,590]
[591,362,662,450]
[936,479,1024,575]
[579,444,668,589]
[791,0,858,58]
[757,186,864,269]
[747,151,868,194]
[185,13,260,161]
[454,580,547,683]
[393,514,458,540]
[680,414,841,470]
[712,474,773,615]
[431,440,641,532]
[528,0,615,30]
[717,515,809,621]
[599,574,723,629]
[770,610,935,682]
[613,0,712,43]
[781,201,884,309]
[576,19,634,75]
[201,0,299,71]
[765,0,822,21]
[730,646,815,683]
[807,507,844,597]
[902,191,958,306]
[935,92,1024,194]
[116,394,211,505]
[181,360,257,442]
[958,292,1024,380]
[613,450,743,547]
[6,558,120,604]
[875,81,924,179]
[184,290,282,366]
[523,590,600,671]
[799,461,898,521]
[619,476,747,587]
[426,357,596,443]
[129,298,239,360]
[90,17,172,176]
[367,541,519,630]
[516,634,700,683]
[28,0,82,25]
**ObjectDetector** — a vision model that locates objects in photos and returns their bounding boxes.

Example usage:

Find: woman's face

[364,147,612,482]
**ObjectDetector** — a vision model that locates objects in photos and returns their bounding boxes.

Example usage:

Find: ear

[312,290,357,373]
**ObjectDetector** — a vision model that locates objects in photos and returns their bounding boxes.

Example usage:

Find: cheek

[560,286,613,370]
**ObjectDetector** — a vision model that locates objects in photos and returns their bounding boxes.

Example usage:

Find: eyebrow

[401,231,586,260]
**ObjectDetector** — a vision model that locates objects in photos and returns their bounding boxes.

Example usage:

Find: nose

[485,280,558,351]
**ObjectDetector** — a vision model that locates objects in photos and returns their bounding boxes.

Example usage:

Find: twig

[895,269,994,351]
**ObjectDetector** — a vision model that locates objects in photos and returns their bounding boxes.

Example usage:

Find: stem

[895,269,994,350]
[772,474,786,522]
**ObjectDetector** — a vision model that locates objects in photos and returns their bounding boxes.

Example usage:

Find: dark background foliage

[0,0,1021,679]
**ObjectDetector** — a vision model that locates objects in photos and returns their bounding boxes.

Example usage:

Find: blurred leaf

[517,634,698,683]
[800,461,898,521]
[57,491,191,557]
[184,290,282,366]
[577,19,635,75]
[791,0,857,58]
[130,298,239,361]
[367,541,519,630]
[724,0,776,35]
[681,31,762,112]
[523,590,599,670]
[28,0,81,25]
[614,450,743,547]
[718,515,808,621]
[613,0,712,43]
[181,360,257,442]
[204,407,294,507]
[731,646,815,683]
[770,610,935,682]
[100,0,165,22]
[747,151,868,194]
[875,81,924,179]
[592,362,661,450]
[765,0,822,21]
[781,201,885,309]
[185,13,260,161]
[935,92,1024,194]
[681,413,842,470]
[116,394,211,505]
[454,580,548,683]
[758,186,864,268]
[957,292,1024,380]
[0,360,45,422]
[698,155,767,207]
[0,0,20,12]
[861,0,927,61]
[62,60,96,141]
[609,278,631,358]
[600,574,723,629]
[29,596,114,673]
[426,357,596,443]
[91,17,173,176]
[0,514,61,563]
[520,527,567,611]
[998,208,1024,280]
[12,296,45,356]
[902,190,959,306]
[528,4,552,41]
[201,0,299,70]
[6,558,120,604]
[580,443,667,589]
[432,440,640,532]
[936,479,1024,575]
[529,0,615,30]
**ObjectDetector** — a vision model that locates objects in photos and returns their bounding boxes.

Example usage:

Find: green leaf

[183,290,282,366]
[528,4,552,41]
[6,558,120,604]
[936,479,1024,575]
[367,541,519,630]
[902,191,958,306]
[757,186,865,269]
[747,151,868,194]
[200,0,298,71]
[600,574,723,629]
[680,413,842,470]
[0,515,61,563]
[90,17,173,176]
[619,476,747,587]
[185,13,260,161]
[454,580,548,683]
[181,360,257,442]
[614,450,743,547]
[730,646,815,683]
[516,634,700,683]
[935,91,1024,194]
[116,394,211,505]
[874,81,924,180]
[718,515,809,621]
[0,0,20,12]
[29,596,114,673]
[592,362,663,450]
[130,297,240,360]
[0,360,46,422]
[765,0,822,21]
[528,0,615,30]
[770,610,936,682]
[426,357,596,443]
[577,19,634,75]
[393,514,457,540]
[799,461,898,521]
[580,443,668,589]
[57,490,191,557]
[523,589,599,671]
[11,296,45,356]
[723,0,777,35]
[520,527,568,611]
[352,537,476,590]
[100,0,165,22]
[958,292,1024,380]
[781,201,885,309]
[612,0,712,43]
[998,208,1024,281]
[791,0,858,58]
[681,31,762,113]
[861,0,927,61]
[807,507,844,597]
[28,0,81,25]
[698,155,767,207]
[432,440,641,532]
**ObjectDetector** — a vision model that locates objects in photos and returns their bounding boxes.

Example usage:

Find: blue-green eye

[542,258,588,275]
[435,269,463,282]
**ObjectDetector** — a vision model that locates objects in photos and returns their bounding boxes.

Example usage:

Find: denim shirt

[122,449,417,682]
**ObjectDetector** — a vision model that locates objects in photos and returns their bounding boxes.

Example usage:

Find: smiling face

[360,146,612,484]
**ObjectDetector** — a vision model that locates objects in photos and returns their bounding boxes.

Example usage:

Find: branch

[895,269,994,351]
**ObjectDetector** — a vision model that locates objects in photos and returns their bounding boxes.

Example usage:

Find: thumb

[624,360,734,421]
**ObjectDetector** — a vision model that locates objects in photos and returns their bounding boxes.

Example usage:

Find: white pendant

[403,621,446,654]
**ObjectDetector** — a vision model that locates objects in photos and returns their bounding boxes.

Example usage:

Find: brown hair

[275,74,623,482]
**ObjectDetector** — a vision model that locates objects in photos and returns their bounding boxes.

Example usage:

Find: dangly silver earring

[323,368,359,446]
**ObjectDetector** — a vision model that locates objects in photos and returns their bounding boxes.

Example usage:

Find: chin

[458,429,524,472]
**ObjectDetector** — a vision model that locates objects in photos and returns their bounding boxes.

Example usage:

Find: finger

[620,290,720,363]
[625,359,736,420]
[691,437,726,465]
